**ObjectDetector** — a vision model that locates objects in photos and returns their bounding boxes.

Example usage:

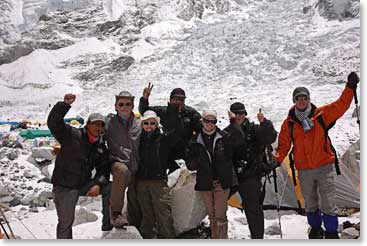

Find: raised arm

[47,94,76,143]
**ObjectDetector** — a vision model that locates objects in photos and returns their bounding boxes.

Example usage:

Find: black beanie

[230,102,247,116]
[170,88,186,98]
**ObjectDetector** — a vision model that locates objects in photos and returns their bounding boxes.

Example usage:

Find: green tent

[19,129,53,139]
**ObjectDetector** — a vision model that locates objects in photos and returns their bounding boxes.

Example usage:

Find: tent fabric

[0,121,19,125]
[19,130,53,139]
[228,149,360,210]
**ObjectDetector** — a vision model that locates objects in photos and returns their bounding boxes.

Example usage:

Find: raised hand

[347,72,360,89]
[228,111,236,121]
[143,82,154,99]
[64,93,76,105]
[257,108,265,123]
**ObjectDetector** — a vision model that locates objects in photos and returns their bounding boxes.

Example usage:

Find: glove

[347,72,360,89]
[167,102,178,114]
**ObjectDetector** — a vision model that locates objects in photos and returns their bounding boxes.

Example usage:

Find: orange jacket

[275,86,354,170]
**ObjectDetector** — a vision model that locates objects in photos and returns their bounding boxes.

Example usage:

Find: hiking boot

[111,212,128,228]
[324,232,339,239]
[308,227,324,239]
[102,223,114,231]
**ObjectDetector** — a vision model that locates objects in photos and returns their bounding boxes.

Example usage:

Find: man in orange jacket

[274,72,359,239]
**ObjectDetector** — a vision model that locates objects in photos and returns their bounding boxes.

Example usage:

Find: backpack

[288,115,341,186]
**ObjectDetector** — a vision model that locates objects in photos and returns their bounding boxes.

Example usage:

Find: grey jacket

[105,113,141,175]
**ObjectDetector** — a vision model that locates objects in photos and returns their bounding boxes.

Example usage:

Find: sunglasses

[171,96,185,101]
[233,111,246,116]
[143,121,157,126]
[118,102,132,107]
[203,118,217,124]
[295,96,309,101]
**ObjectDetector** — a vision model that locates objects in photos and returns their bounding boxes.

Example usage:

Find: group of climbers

[47,71,359,239]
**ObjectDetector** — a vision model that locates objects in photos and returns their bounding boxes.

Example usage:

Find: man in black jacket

[139,83,202,173]
[224,102,277,239]
[48,94,112,239]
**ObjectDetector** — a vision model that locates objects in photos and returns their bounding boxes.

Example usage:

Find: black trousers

[238,176,264,239]
[53,181,111,239]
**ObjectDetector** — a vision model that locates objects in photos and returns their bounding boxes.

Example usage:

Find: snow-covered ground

[0,0,363,242]
[3,203,361,239]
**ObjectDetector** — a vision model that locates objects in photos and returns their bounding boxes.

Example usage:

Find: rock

[73,207,98,226]
[30,191,52,207]
[265,223,282,235]
[340,227,359,239]
[9,175,20,181]
[102,226,142,239]
[20,165,25,169]
[27,186,33,190]
[171,168,207,235]
[7,149,19,160]
[0,186,10,197]
[41,163,55,180]
[21,194,36,206]
[31,146,55,161]
[45,200,56,210]
[29,206,39,213]
[0,196,13,204]
[84,199,102,212]
[23,170,34,179]
[10,197,21,207]
[20,183,27,189]
[77,196,93,206]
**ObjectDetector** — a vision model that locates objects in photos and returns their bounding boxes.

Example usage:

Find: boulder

[171,168,207,235]
[102,227,142,239]
[21,193,37,206]
[31,146,55,161]
[7,149,19,160]
[0,196,13,204]
[41,162,54,180]
[73,207,98,226]
[23,170,34,179]
[0,186,10,197]
[9,197,21,207]
[340,227,359,239]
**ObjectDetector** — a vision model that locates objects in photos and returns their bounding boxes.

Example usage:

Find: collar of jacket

[116,112,135,128]
[288,103,317,125]
[142,128,161,142]
[195,129,224,162]
[81,127,103,145]
[240,118,250,128]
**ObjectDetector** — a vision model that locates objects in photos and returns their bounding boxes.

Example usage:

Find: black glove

[167,102,178,114]
[347,72,360,89]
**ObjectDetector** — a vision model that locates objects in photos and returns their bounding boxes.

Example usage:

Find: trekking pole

[272,167,283,239]
[353,88,360,129]
[266,146,283,239]
[1,220,10,239]
[0,207,15,239]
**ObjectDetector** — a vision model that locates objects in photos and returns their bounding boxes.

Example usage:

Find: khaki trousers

[199,180,229,239]
[110,162,142,227]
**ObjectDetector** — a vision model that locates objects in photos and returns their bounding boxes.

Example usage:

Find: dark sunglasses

[295,96,309,101]
[118,102,132,107]
[143,121,157,126]
[171,96,185,101]
[233,111,246,116]
[203,118,217,124]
